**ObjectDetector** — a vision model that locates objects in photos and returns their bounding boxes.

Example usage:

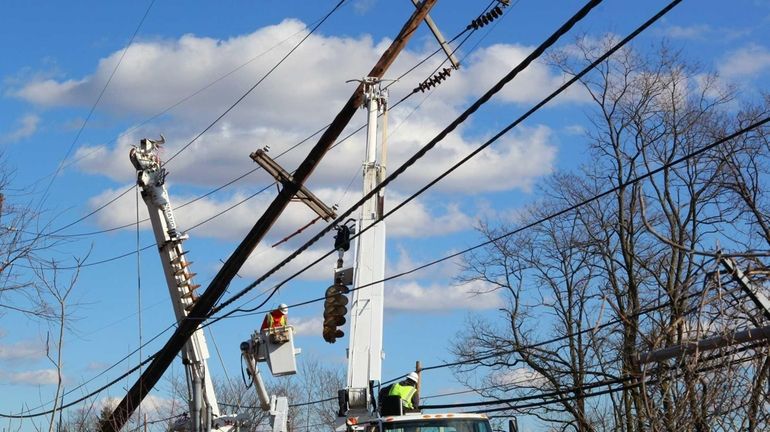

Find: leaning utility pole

[102,1,437,430]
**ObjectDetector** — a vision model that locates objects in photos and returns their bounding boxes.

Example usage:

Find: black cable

[469,343,767,414]
[234,312,764,414]
[16,322,176,415]
[39,3,346,239]
[35,0,157,212]
[27,182,276,270]
[207,0,692,329]
[35,0,489,245]
[0,3,506,412]
[218,397,337,411]
[209,0,606,317]
[50,14,331,180]
[0,0,696,418]
[31,13,483,268]
[211,1,757,337]
[379,287,752,385]
[0,352,159,419]
[162,0,347,166]
[49,0,484,241]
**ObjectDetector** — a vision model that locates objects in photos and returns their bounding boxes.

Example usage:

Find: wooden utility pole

[102,2,437,430]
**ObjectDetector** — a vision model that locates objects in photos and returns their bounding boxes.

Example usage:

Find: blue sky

[1,0,770,429]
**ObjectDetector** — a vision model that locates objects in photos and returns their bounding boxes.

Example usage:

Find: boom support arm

[240,333,290,432]
[130,137,223,430]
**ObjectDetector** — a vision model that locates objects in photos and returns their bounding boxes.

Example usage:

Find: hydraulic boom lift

[131,137,298,432]
[328,79,493,432]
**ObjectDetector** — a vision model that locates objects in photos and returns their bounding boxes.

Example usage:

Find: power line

[35,0,157,212]
[378,287,751,384]
[13,323,176,416]
[46,20,321,181]
[468,343,767,414]
[43,0,508,243]
[32,21,479,268]
[4,0,715,420]
[41,3,348,239]
[206,0,691,334]
[241,287,755,411]
[4,247,755,417]
[209,0,607,317]
[161,0,348,166]
[0,352,158,419]
[25,183,275,270]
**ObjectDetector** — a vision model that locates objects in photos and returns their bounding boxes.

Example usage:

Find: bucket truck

[326,80,494,432]
[131,137,298,432]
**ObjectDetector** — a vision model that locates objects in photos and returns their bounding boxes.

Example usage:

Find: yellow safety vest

[388,383,416,409]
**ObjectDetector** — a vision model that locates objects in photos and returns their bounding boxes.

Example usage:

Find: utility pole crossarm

[102,1,437,430]
[251,149,337,221]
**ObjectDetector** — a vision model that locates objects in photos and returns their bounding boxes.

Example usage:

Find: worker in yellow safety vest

[387,372,419,411]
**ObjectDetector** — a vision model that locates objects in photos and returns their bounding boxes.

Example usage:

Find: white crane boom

[130,137,232,431]
[345,79,388,417]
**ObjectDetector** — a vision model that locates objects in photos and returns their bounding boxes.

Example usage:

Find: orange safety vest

[261,309,286,331]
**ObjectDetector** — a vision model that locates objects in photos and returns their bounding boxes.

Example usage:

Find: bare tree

[29,258,84,432]
[453,38,770,431]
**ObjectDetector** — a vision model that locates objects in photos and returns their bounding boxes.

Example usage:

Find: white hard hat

[279,303,288,313]
[406,372,419,383]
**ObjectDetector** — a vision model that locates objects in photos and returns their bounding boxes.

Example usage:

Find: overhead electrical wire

[221,288,759,411]
[0,1,584,418]
[11,323,176,417]
[48,20,322,180]
[40,1,504,243]
[3,258,756,418]
[50,0,498,241]
[465,343,768,414]
[28,14,485,268]
[382,290,754,382]
[0,352,160,419]
[0,2,507,416]
[5,0,732,420]
[35,0,157,212]
[19,0,506,275]
[40,0,349,239]
[161,0,348,166]
[208,0,678,318]
[70,0,770,419]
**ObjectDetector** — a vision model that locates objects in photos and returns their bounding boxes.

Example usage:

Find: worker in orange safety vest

[261,303,289,331]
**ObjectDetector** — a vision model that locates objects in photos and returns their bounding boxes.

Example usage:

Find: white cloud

[290,316,323,337]
[457,44,589,105]
[1,114,40,143]
[85,361,111,371]
[97,394,173,417]
[13,21,559,199]
[387,196,473,238]
[0,369,59,385]
[0,339,45,361]
[353,0,377,14]
[718,44,770,79]
[385,280,503,311]
[657,24,711,40]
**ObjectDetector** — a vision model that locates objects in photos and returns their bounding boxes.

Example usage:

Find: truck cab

[363,414,493,432]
